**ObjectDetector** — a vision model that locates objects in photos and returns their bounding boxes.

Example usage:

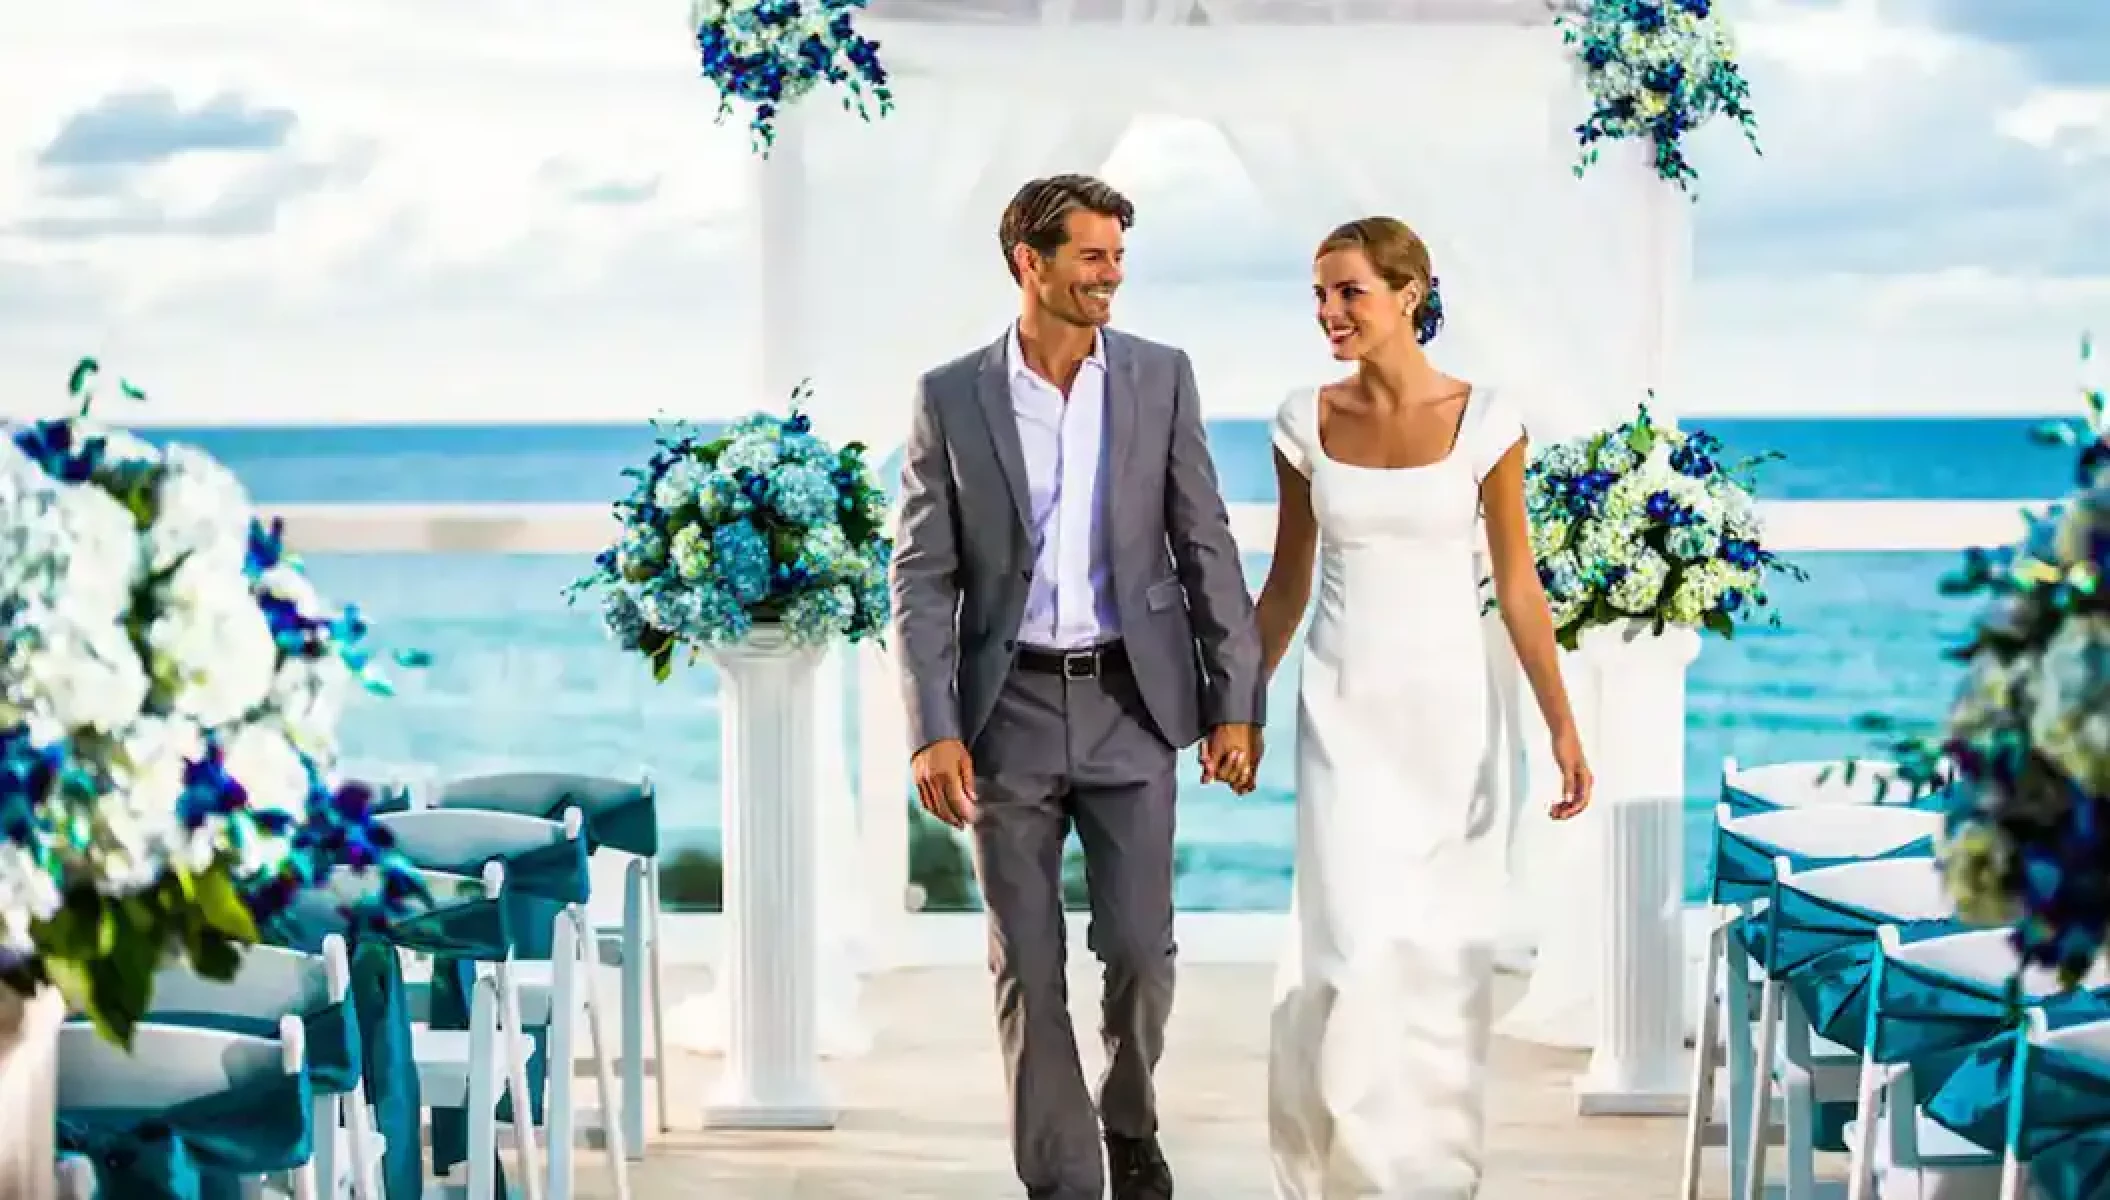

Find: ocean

[140,417,2072,910]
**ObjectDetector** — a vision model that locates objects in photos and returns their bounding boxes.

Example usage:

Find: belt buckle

[1060,650,1098,680]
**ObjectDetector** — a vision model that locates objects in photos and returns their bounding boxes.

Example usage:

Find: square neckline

[1311,383,1478,474]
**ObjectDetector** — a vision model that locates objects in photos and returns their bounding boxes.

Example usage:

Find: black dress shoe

[1106,1133,1173,1200]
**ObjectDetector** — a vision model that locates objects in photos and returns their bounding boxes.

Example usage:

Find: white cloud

[0,0,2103,424]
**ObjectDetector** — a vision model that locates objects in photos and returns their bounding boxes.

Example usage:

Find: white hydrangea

[146,557,280,728]
[147,443,254,574]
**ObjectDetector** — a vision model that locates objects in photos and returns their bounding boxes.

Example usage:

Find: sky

[0,0,2104,426]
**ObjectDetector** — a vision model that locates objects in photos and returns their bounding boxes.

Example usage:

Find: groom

[889,174,1264,1200]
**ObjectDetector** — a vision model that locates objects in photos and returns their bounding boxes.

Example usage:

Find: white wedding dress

[1267,384,1523,1199]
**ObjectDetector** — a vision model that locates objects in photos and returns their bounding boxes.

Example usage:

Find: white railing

[270,499,2047,556]
[284,499,2026,970]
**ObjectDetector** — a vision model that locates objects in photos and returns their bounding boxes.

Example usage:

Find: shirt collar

[1005,322,1106,383]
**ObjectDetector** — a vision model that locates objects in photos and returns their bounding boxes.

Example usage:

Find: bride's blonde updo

[1316,217,1445,345]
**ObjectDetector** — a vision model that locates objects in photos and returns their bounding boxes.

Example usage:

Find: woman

[1256,217,1591,1198]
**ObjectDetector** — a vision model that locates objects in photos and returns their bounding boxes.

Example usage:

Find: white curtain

[783,0,1685,1049]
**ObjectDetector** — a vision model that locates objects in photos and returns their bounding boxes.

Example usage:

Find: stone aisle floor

[554,962,1841,1199]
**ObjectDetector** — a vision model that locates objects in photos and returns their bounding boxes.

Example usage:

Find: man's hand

[1199,724,1262,794]
[912,738,978,828]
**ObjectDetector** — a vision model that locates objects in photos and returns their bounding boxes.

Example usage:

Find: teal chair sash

[1918,998,2110,1158]
[413,839,590,1188]
[563,791,658,859]
[262,917,424,1200]
[2003,1030,2110,1200]
[1743,876,1960,1156]
[58,1060,313,1200]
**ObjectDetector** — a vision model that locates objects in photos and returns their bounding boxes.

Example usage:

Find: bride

[1254,216,1592,1198]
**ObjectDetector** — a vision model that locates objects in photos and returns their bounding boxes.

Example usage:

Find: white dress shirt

[1005,323,1120,650]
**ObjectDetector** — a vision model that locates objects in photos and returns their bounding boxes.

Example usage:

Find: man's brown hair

[997,174,1135,283]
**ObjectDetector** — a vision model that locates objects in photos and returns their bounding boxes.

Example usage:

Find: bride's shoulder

[1271,385,1329,476]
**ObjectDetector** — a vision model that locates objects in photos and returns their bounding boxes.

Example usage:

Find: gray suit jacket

[889,328,1264,753]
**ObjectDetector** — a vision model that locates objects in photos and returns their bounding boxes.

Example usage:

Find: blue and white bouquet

[1524,404,1801,651]
[1880,343,2110,984]
[572,393,892,678]
[1562,0,1760,192]
[0,360,425,1044]
[690,0,892,154]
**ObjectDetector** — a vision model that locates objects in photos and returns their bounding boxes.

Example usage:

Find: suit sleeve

[888,375,965,751]
[1162,349,1264,727]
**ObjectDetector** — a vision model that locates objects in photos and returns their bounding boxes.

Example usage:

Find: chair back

[1723,757,1938,813]
[1724,803,1942,860]
[58,1020,300,1110]
[150,939,348,1020]
[1781,856,1954,921]
[377,807,583,873]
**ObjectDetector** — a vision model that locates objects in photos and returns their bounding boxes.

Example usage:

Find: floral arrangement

[1879,340,2110,985]
[1521,403,1801,650]
[0,360,425,1043]
[690,0,892,154]
[571,391,893,678]
[1561,0,1761,193]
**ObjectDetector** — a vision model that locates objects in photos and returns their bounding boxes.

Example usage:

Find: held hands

[912,738,977,828]
[1200,723,1263,795]
[1549,726,1593,821]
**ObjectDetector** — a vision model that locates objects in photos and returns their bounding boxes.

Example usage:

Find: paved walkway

[561,963,1812,1199]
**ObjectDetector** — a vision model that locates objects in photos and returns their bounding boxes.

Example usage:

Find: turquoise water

[146,417,2058,909]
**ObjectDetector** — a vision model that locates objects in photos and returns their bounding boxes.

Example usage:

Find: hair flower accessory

[690,0,893,154]
[570,384,893,679]
[1562,0,1761,194]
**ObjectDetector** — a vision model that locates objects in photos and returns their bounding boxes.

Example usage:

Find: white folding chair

[149,936,383,1199]
[1743,856,1955,1200]
[1845,928,2110,1200]
[412,771,665,1161]
[1683,800,1942,1200]
[379,806,630,1200]
[59,1019,318,1200]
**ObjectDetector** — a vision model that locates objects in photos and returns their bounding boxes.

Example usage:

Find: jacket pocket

[1145,577,1184,612]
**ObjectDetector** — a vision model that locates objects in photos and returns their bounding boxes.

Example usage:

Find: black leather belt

[1015,640,1129,680]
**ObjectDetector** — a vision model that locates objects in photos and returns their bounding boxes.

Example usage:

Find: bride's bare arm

[1481,442,1579,743]
[1256,450,1318,680]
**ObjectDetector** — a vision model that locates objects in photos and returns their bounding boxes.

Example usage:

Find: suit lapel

[1102,329,1142,507]
[971,333,1031,532]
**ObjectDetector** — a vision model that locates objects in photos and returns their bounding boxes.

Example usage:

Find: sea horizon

[108,414,2063,910]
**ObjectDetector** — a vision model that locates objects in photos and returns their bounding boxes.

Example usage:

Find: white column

[1494,647,1603,1044]
[857,641,913,965]
[755,103,870,1054]
[700,628,837,1129]
[1573,621,1699,1117]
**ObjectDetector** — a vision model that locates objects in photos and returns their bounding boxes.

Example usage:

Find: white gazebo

[704,0,1701,1124]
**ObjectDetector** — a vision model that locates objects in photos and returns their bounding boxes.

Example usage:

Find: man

[889,173,1264,1200]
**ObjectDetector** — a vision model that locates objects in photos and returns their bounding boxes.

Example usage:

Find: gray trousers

[970,661,1179,1200]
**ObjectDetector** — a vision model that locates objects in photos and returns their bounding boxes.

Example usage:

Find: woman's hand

[1549,727,1592,820]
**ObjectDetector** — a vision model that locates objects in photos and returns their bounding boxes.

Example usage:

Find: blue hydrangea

[571,396,896,665]
[768,462,838,528]
[711,519,772,604]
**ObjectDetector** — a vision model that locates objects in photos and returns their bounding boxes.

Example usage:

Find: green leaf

[188,931,244,982]
[194,866,260,943]
[1703,610,1735,639]
[651,641,674,683]
[67,357,100,398]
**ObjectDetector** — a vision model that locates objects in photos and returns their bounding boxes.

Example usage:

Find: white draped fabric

[765,0,1690,1047]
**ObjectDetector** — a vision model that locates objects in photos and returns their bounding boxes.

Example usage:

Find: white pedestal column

[857,642,912,965]
[699,628,837,1129]
[1495,646,1602,1044]
[0,987,60,1200]
[1573,621,1700,1117]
